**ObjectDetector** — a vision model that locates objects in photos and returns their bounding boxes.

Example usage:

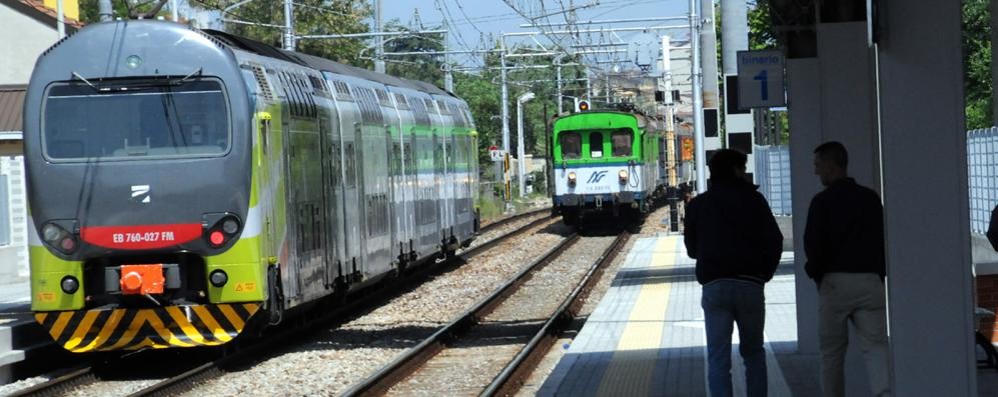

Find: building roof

[0,0,83,31]
[0,85,26,134]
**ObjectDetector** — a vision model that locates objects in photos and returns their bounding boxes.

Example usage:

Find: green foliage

[383,20,445,87]
[452,48,585,170]
[748,1,778,51]
[964,0,993,129]
[221,0,372,68]
[476,195,503,222]
[78,0,160,23]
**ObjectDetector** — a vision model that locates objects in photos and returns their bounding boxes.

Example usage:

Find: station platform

[537,235,817,396]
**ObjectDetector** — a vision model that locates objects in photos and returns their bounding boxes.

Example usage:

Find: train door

[405,132,416,255]
[281,72,326,301]
[321,98,342,293]
[276,75,301,301]
[333,85,361,288]
[432,132,443,246]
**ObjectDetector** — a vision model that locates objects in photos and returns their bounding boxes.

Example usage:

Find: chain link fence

[968,128,998,234]
[755,145,793,215]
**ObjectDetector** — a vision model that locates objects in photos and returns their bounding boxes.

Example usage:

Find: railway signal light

[575,99,590,112]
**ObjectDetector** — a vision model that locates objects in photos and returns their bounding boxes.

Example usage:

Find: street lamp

[517,92,536,198]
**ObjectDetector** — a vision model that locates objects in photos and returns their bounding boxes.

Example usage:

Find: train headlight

[222,218,240,234]
[42,224,63,242]
[619,169,629,183]
[60,276,80,294]
[209,270,228,287]
[203,214,242,248]
[125,55,143,69]
[567,172,577,186]
[42,222,77,254]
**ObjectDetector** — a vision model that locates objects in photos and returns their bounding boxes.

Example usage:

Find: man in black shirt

[685,149,783,397]
[804,141,891,397]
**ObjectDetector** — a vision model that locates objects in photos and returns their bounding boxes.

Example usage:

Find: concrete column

[787,57,822,355]
[816,23,879,188]
[788,22,880,395]
[878,1,977,395]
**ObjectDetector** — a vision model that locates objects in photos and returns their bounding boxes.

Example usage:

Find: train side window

[560,133,581,159]
[589,132,604,158]
[611,130,633,157]
[392,143,402,176]
[345,143,357,187]
[329,142,341,186]
[260,117,270,154]
[394,93,411,110]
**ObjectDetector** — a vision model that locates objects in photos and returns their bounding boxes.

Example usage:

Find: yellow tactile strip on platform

[595,236,679,396]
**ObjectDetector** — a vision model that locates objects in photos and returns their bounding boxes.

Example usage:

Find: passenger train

[551,108,690,227]
[24,21,478,352]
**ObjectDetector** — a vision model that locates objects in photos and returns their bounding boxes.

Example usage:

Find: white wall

[0,3,59,85]
[0,155,27,284]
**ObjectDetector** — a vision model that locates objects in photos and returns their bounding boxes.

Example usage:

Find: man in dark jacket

[804,141,891,397]
[684,149,783,397]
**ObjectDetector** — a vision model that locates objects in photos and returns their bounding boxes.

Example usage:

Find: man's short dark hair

[708,149,747,181]
[814,141,849,168]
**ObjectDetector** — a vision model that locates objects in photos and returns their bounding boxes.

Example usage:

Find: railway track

[6,210,551,397]
[342,230,630,396]
[478,207,550,233]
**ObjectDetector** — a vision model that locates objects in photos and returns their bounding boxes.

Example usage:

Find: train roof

[553,110,666,131]
[202,29,454,98]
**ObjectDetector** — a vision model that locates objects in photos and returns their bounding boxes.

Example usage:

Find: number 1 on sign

[754,70,769,101]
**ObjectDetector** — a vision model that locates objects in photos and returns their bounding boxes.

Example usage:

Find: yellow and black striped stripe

[34,303,260,353]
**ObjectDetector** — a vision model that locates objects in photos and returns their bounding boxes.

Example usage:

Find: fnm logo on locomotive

[587,171,608,184]
[131,185,151,203]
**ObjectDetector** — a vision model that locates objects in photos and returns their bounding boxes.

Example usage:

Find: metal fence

[967,128,998,234]
[755,145,793,215]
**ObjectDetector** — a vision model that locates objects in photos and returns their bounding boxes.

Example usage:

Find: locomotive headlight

[42,222,77,254]
[60,276,80,294]
[222,218,240,234]
[567,172,577,182]
[42,224,63,242]
[619,169,629,183]
[125,55,143,69]
[209,270,228,287]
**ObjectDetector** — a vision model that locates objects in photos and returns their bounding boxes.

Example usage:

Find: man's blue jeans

[701,278,767,397]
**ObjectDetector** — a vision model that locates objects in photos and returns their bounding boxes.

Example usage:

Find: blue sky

[381,0,691,68]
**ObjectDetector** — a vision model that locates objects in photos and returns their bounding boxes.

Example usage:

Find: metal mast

[374,0,385,73]
[690,0,706,193]
[283,0,295,50]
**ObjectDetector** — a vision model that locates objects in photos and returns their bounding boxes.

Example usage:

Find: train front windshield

[42,79,230,161]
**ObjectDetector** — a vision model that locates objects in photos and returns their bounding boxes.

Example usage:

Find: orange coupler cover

[120,264,165,295]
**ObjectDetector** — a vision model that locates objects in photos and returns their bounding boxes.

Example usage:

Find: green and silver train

[24,21,478,352]
[551,110,668,226]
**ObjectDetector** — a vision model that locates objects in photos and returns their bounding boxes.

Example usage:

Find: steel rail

[341,233,581,396]
[482,231,631,396]
[125,215,554,397]
[478,207,551,233]
[7,367,97,397]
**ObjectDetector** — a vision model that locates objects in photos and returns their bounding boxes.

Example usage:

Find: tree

[964,0,993,129]
[383,20,446,87]
[216,0,372,67]
[78,0,168,23]
[748,0,778,51]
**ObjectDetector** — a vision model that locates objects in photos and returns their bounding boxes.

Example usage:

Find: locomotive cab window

[611,129,633,157]
[589,132,604,158]
[559,132,581,159]
[42,79,230,161]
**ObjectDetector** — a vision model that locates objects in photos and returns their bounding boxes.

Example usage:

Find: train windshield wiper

[69,68,204,92]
